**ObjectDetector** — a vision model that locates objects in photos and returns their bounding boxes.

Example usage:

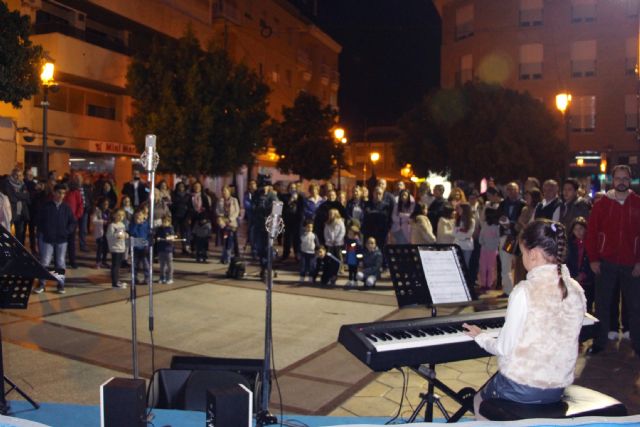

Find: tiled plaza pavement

[0,241,638,422]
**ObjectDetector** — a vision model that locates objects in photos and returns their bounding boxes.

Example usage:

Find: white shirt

[475,284,528,358]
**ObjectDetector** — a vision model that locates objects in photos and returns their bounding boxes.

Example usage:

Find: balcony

[33,22,130,56]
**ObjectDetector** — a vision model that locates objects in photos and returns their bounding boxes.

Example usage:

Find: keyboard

[338,309,597,372]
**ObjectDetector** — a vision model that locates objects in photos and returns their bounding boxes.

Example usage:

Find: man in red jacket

[586,164,640,356]
[64,174,84,269]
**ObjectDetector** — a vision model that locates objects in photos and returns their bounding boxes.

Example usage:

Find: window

[519,44,543,79]
[455,4,474,40]
[627,38,638,75]
[625,95,638,131]
[571,0,596,23]
[520,0,543,26]
[86,92,116,120]
[571,40,597,77]
[570,96,596,132]
[34,84,119,121]
[456,54,473,85]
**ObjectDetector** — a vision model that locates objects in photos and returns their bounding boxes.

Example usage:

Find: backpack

[226,258,246,279]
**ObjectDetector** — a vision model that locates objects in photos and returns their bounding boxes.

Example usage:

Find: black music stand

[0,225,59,414]
[385,244,477,423]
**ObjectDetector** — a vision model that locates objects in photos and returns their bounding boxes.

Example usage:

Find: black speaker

[149,357,265,412]
[170,356,263,395]
[100,377,146,427]
[206,383,252,427]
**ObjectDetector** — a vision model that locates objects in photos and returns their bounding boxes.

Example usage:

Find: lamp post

[555,93,572,178]
[40,62,56,178]
[333,127,347,190]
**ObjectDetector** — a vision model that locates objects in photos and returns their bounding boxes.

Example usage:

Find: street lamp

[40,62,56,178]
[556,92,572,177]
[333,127,347,190]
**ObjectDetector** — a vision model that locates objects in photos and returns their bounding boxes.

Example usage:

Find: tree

[270,92,340,180]
[0,1,43,108]
[395,82,568,183]
[126,28,270,175]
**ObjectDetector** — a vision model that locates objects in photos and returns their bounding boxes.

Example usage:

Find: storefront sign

[89,140,138,156]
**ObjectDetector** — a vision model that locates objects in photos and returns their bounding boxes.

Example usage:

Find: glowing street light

[555,93,572,114]
[333,127,347,190]
[40,61,57,177]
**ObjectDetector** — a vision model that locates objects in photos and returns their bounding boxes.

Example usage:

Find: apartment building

[435,0,640,176]
[0,0,340,184]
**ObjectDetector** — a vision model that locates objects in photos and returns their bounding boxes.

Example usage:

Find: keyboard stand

[407,364,476,423]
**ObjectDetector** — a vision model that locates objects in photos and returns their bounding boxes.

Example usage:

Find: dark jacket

[498,197,526,236]
[2,176,30,221]
[38,200,76,244]
[362,200,392,239]
[427,197,445,235]
[559,197,591,229]
[362,247,383,277]
[122,180,149,208]
[171,189,191,220]
[156,225,175,253]
[129,221,150,249]
[567,237,594,284]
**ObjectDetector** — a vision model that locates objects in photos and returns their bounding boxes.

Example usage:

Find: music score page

[418,248,471,304]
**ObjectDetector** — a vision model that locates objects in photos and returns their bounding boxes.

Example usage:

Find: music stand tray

[0,225,60,414]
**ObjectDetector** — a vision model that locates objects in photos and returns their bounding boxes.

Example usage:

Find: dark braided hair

[519,219,568,299]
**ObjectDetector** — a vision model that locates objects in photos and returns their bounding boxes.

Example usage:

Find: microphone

[144,134,158,172]
[265,200,284,239]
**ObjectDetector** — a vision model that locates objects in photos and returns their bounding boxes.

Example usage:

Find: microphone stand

[256,200,283,427]
[143,135,159,339]
[129,134,159,379]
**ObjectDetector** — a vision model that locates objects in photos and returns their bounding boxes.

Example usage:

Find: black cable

[385,367,407,425]
[269,327,284,427]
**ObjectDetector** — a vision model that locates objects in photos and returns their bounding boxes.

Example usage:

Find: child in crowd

[120,195,134,267]
[313,245,340,286]
[566,217,595,314]
[105,209,127,288]
[436,203,456,244]
[156,215,175,284]
[464,220,586,417]
[324,208,345,261]
[192,213,212,263]
[343,224,363,289]
[357,237,383,288]
[129,210,150,285]
[92,197,111,269]
[453,202,475,268]
[299,220,319,282]
[478,206,500,291]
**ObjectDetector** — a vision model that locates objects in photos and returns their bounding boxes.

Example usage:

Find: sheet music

[418,247,471,304]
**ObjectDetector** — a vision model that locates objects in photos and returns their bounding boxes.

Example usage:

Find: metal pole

[144,135,158,334]
[130,236,139,379]
[41,86,49,178]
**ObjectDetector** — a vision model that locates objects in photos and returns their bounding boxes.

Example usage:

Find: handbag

[502,234,521,255]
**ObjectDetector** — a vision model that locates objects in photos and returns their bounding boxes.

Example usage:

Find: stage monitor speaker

[206,383,252,427]
[170,356,263,397]
[100,377,146,427]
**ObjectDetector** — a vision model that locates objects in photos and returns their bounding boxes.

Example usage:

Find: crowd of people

[0,162,638,415]
[0,163,637,359]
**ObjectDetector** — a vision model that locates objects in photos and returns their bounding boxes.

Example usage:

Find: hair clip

[550,223,557,233]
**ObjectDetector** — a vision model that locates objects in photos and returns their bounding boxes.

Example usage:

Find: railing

[32,22,130,55]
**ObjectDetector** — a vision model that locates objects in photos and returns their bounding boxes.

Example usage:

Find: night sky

[292,0,441,140]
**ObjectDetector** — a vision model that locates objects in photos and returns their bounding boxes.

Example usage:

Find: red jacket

[585,190,640,266]
[64,188,84,220]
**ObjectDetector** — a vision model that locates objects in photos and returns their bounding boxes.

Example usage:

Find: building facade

[0,0,340,185]
[435,0,640,176]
